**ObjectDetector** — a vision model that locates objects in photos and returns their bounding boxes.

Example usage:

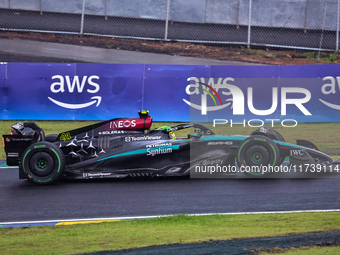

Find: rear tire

[20,141,65,185]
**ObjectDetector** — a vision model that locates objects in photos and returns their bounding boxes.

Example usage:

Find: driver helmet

[158,126,176,139]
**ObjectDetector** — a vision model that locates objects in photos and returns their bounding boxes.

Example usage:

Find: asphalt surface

[89,231,340,255]
[0,166,339,223]
[0,38,252,65]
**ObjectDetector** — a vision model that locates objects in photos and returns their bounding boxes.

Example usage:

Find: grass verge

[0,212,339,255]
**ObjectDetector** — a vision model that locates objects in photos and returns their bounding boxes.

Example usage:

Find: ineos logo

[48,75,101,109]
[110,120,136,129]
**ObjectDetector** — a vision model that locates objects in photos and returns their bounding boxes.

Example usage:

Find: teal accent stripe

[201,136,308,151]
[199,136,246,141]
[98,145,180,162]
[97,137,306,163]
[98,148,148,161]
[275,141,307,150]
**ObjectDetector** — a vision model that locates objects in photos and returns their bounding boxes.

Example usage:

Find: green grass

[301,51,340,64]
[0,212,339,255]
[285,246,340,254]
[1,121,340,160]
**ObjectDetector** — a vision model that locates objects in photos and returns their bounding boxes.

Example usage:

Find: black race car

[2,111,335,184]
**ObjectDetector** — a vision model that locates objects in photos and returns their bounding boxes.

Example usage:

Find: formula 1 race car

[2,111,335,184]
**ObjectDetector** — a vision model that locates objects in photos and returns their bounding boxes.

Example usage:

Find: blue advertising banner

[188,64,340,123]
[0,63,7,117]
[0,63,339,123]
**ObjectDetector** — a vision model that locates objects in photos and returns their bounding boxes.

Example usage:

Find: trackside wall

[0,63,339,122]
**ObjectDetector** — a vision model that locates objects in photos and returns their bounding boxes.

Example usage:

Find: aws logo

[48,75,101,109]
[183,77,245,115]
[196,82,224,115]
[183,78,233,115]
[319,76,340,110]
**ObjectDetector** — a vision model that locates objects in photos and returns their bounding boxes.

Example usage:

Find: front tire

[237,135,280,177]
[20,141,65,184]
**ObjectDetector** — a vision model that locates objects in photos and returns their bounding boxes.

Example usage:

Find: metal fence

[0,0,339,51]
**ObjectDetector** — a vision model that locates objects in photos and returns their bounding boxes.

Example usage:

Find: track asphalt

[0,38,256,65]
[88,231,340,255]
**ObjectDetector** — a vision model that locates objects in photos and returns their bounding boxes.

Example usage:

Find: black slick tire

[20,141,65,185]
